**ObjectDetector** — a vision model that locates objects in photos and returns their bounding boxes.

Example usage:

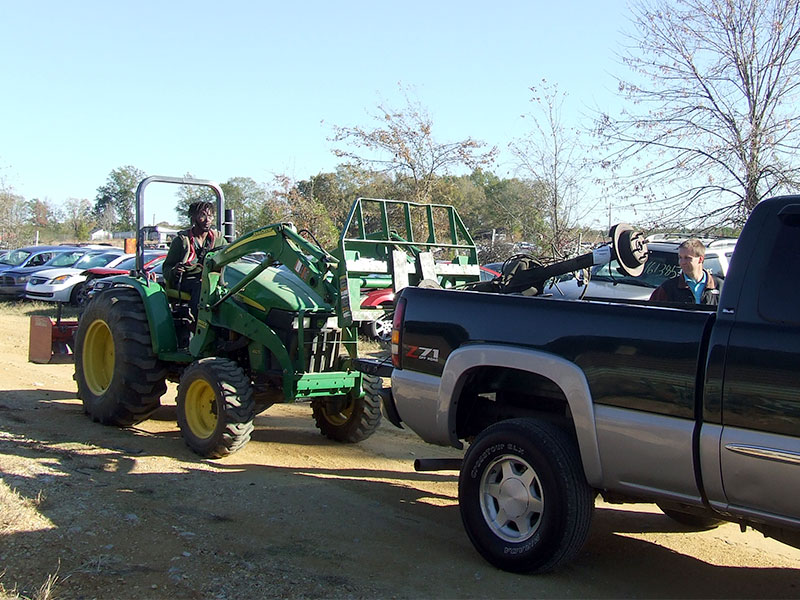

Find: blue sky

[0,0,630,226]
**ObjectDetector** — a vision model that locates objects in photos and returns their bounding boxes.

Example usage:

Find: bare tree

[511,81,591,254]
[0,187,26,247]
[598,0,800,228]
[330,87,497,204]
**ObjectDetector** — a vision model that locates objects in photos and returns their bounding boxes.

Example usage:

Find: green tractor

[74,176,480,458]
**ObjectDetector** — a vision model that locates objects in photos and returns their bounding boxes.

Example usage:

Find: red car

[359,265,500,341]
[78,252,166,306]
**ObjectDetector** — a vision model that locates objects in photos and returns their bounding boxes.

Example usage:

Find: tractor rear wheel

[74,288,167,426]
[176,358,255,458]
[311,374,382,443]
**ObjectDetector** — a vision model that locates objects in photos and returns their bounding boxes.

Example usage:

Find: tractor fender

[104,276,178,354]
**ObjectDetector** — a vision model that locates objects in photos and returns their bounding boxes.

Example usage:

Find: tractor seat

[165,287,192,302]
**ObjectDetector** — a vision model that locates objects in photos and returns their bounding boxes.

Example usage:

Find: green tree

[271,175,338,248]
[63,198,95,240]
[598,0,800,227]
[220,177,272,236]
[94,166,146,230]
[174,172,218,223]
[27,199,55,227]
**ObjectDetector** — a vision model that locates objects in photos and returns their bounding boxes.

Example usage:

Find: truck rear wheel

[176,358,255,458]
[311,374,382,443]
[75,288,166,426]
[459,418,594,573]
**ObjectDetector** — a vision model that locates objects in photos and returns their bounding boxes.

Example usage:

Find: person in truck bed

[649,238,723,305]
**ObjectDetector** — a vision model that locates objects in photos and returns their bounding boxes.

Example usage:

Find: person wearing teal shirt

[649,238,723,305]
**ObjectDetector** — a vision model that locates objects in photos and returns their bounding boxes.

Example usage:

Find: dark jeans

[175,275,202,321]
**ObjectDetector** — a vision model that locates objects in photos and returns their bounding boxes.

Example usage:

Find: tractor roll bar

[134,176,227,274]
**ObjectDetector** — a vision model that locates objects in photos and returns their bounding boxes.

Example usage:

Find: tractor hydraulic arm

[204,222,340,306]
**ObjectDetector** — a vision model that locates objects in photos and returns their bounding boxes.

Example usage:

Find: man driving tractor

[162,200,225,319]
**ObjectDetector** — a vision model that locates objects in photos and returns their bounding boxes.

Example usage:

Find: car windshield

[112,256,136,270]
[592,250,681,288]
[73,252,122,269]
[46,250,86,268]
[2,250,32,266]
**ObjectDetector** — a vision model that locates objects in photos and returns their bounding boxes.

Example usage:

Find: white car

[584,237,737,301]
[490,236,738,301]
[25,250,128,305]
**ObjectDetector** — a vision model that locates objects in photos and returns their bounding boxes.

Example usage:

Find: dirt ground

[1,312,800,599]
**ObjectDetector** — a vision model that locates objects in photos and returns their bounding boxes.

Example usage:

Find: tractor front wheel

[311,374,383,443]
[74,288,166,426]
[176,358,255,458]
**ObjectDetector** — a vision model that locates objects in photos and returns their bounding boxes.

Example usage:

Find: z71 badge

[405,345,440,362]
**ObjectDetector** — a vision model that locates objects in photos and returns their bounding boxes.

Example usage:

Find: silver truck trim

[595,404,702,502]
[391,368,449,447]
[724,444,800,465]
[441,345,603,486]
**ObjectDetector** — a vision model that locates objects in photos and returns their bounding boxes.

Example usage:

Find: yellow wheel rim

[185,379,218,439]
[322,398,354,426]
[83,319,114,396]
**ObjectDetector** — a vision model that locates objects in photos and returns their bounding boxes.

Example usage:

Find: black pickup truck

[387,195,800,573]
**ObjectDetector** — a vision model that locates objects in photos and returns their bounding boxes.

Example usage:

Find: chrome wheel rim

[479,454,544,543]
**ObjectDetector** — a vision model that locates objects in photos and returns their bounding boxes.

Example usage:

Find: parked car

[360,265,501,341]
[584,237,737,300]
[24,250,126,305]
[0,247,98,298]
[486,237,738,301]
[80,252,166,305]
[0,245,77,275]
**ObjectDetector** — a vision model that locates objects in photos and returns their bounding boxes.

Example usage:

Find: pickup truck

[387,194,800,574]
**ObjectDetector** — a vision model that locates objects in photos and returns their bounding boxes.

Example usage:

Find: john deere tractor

[74,176,481,458]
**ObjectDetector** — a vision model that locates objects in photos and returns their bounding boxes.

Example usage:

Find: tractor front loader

[74,176,481,458]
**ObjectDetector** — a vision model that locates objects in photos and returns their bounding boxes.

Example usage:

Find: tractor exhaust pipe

[414,458,463,472]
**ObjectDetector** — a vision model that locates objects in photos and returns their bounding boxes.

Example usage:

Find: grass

[0,301,79,320]
[0,571,60,600]
[0,480,49,537]
[0,482,60,600]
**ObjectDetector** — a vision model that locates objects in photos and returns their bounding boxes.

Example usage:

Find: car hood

[28,267,84,280]
[2,265,72,276]
[85,267,127,276]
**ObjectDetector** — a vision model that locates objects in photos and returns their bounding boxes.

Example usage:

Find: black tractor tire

[176,358,255,458]
[311,374,383,443]
[459,418,594,574]
[74,288,167,426]
[657,504,723,530]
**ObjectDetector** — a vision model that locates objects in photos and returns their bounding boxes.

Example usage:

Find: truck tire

[311,374,382,443]
[459,418,594,573]
[75,288,166,426]
[176,358,255,458]
[657,504,723,530]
